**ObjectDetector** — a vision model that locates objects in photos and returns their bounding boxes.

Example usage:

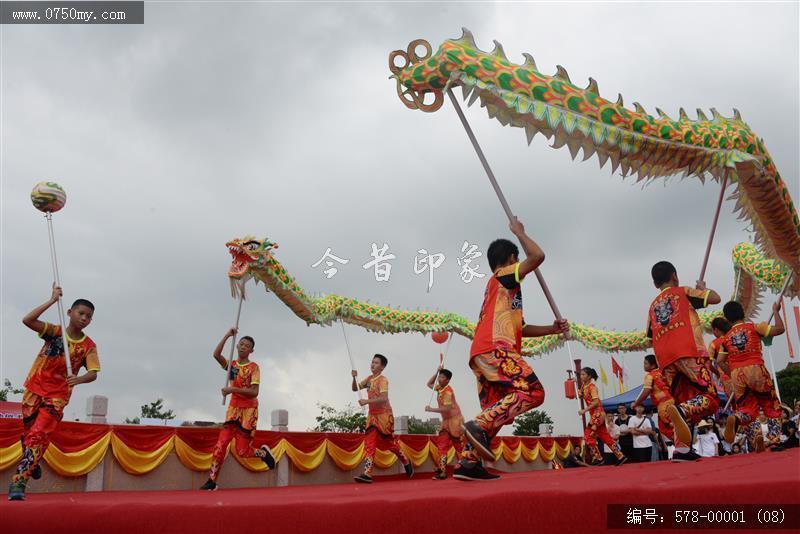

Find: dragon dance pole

[698,170,730,284]
[446,89,582,426]
[446,89,567,327]
[763,272,794,403]
[428,334,455,407]
[222,280,245,405]
[340,310,367,413]
[45,212,73,378]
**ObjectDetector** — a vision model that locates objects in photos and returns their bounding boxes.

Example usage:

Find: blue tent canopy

[601,385,727,413]
[601,385,651,412]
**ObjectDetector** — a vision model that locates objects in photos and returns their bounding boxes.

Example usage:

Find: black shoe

[259,445,277,469]
[770,444,785,452]
[672,450,701,462]
[453,462,500,481]
[615,456,629,467]
[199,479,218,491]
[353,474,373,484]
[432,470,447,480]
[7,480,26,501]
[32,464,42,480]
[463,421,495,461]
[403,461,414,478]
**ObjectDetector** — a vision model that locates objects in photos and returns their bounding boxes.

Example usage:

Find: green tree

[512,410,553,436]
[125,398,176,424]
[0,379,23,401]
[407,416,439,435]
[777,364,800,406]
[313,403,366,433]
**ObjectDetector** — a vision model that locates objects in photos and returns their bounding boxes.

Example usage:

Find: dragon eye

[244,241,259,250]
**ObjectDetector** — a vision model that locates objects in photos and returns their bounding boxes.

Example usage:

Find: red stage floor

[3,450,798,533]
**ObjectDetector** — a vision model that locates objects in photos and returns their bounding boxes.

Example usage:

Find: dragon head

[226,236,278,281]
[389,37,446,112]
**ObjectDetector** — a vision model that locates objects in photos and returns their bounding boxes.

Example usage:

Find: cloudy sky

[2,1,798,436]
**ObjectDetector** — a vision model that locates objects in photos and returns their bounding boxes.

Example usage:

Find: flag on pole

[599,362,609,386]
[611,356,624,392]
[781,298,794,358]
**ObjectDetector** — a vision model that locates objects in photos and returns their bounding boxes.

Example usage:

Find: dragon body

[227,238,787,357]
[389,29,800,293]
[222,30,797,357]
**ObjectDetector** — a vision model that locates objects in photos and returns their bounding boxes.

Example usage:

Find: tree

[512,410,553,436]
[313,403,365,433]
[0,379,23,402]
[407,416,439,435]
[125,398,176,424]
[777,364,800,406]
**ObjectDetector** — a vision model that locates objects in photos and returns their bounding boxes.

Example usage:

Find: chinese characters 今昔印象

[311,241,486,290]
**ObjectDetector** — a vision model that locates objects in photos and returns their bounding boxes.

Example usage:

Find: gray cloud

[2,2,797,435]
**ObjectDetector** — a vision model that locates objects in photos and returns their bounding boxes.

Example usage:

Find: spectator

[602,413,621,465]
[561,452,590,468]
[718,414,733,455]
[792,401,800,425]
[731,443,742,454]
[780,406,798,449]
[706,416,725,456]
[628,404,655,463]
[614,404,634,459]
[694,420,720,457]
[645,410,662,461]
[756,408,781,451]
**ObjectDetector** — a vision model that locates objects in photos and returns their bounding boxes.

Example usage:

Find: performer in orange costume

[579,367,627,466]
[425,365,465,479]
[352,354,413,484]
[9,285,100,501]
[201,328,276,491]
[456,218,569,482]
[718,300,785,452]
[646,261,721,462]
[632,354,674,442]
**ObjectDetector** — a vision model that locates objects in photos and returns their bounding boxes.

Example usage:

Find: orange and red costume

[433,384,465,473]
[209,360,262,482]
[580,381,623,463]
[360,374,409,476]
[463,263,544,463]
[643,368,674,441]
[646,286,719,446]
[707,336,733,398]
[720,322,781,449]
[13,323,100,485]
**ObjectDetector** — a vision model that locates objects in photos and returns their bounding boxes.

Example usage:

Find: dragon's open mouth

[227,244,253,278]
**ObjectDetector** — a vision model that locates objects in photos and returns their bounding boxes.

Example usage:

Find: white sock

[676,446,690,454]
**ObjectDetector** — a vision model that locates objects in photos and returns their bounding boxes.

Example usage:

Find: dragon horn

[555,65,571,84]
[696,108,709,121]
[491,40,508,61]
[586,77,599,94]
[456,27,477,49]
[522,53,538,71]
[616,94,624,107]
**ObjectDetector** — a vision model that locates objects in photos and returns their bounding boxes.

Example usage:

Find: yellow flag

[599,363,608,386]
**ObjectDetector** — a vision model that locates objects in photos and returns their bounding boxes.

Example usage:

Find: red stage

[3,449,798,533]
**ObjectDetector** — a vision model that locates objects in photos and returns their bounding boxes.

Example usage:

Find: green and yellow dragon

[227,237,787,357]
[389,29,800,291]
[224,29,797,357]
